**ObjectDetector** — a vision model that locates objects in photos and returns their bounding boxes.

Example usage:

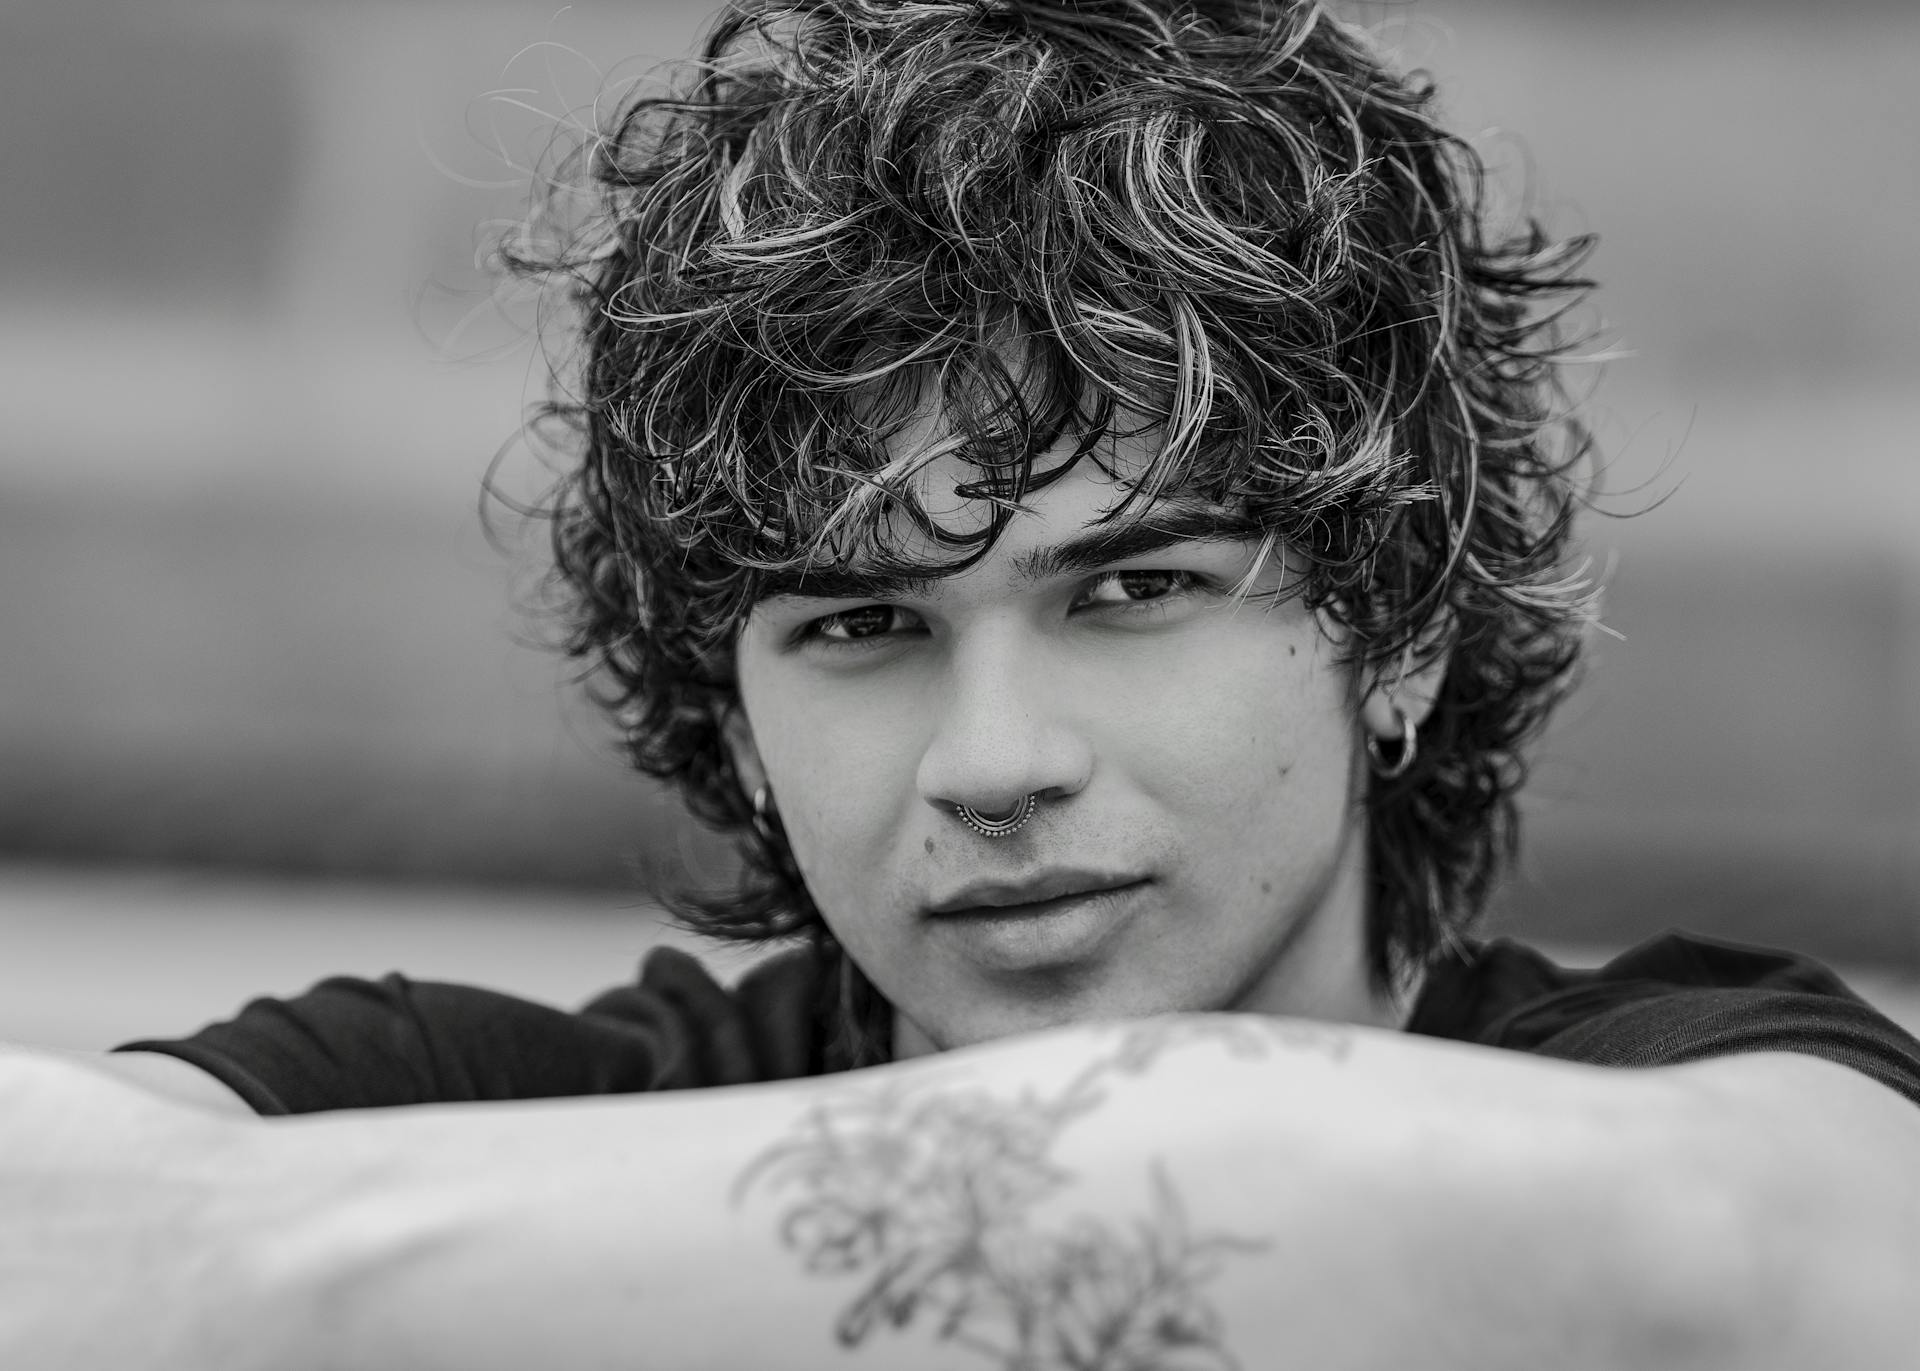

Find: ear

[718,701,768,799]
[1359,616,1453,741]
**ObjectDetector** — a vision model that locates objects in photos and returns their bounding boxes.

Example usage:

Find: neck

[1229,797,1418,1031]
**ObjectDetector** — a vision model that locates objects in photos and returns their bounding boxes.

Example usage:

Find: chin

[911,979,1196,1053]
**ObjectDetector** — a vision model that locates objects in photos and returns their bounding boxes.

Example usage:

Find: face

[732,424,1404,1058]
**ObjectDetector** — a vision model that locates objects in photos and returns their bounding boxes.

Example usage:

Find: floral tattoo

[734,1016,1338,1368]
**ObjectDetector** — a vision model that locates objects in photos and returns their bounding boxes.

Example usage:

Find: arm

[38,1045,256,1116]
[2,1022,1906,1371]
[1655,1050,1920,1370]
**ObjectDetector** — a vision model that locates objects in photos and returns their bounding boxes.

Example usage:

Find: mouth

[924,879,1151,971]
[925,870,1151,918]
[932,879,1149,919]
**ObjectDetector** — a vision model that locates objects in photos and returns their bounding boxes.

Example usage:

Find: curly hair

[500,0,1598,1064]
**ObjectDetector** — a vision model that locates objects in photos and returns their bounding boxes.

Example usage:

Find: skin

[728,417,1441,1060]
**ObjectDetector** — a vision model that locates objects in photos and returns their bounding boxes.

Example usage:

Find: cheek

[1120,620,1353,817]
[742,675,916,889]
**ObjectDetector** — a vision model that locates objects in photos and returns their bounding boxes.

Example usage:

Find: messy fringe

[497,0,1599,1063]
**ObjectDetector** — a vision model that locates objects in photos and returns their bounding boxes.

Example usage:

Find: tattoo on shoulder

[734,1014,1344,1367]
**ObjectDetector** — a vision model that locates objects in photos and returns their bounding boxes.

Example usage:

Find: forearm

[1659,1052,1920,1371]
[234,1016,1741,1371]
[0,1046,313,1370]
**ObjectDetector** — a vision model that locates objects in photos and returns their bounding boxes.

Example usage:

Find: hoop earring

[751,785,780,845]
[1366,707,1418,780]
[954,793,1039,838]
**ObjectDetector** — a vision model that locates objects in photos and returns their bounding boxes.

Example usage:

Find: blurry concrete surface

[3,862,1914,1053]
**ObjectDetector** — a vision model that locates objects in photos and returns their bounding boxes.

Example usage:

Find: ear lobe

[1360,616,1453,740]
[718,703,768,797]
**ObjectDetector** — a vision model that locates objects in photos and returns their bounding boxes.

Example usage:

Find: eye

[794,604,923,647]
[1074,569,1211,610]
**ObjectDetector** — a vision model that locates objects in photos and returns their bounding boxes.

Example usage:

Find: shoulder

[1412,928,1920,1110]
[114,942,833,1115]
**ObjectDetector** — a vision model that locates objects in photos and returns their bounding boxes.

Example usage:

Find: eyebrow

[757,499,1264,605]
[1009,502,1264,584]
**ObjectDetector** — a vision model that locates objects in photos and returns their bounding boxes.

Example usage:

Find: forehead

[883,400,1220,542]
[757,449,1261,605]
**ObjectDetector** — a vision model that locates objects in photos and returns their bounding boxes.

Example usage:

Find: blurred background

[2,0,1915,1048]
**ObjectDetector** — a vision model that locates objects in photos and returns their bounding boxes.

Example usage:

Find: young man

[5,1,1918,1366]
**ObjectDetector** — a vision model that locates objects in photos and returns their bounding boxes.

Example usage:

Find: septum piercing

[953,793,1039,838]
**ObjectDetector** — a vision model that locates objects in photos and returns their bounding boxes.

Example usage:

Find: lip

[924,880,1150,973]
[924,869,1150,917]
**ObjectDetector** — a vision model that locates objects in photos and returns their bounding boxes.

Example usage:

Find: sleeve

[1526,987,1920,1107]
[110,947,774,1115]
[1504,933,1920,1109]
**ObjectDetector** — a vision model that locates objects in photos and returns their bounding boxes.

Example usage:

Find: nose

[914,625,1094,823]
